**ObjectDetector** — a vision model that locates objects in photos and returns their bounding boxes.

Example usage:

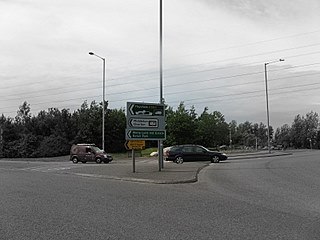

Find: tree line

[0,101,318,158]
[0,101,126,158]
[274,111,320,149]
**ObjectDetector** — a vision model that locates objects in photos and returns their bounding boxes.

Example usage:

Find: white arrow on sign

[129,104,135,115]
[129,118,158,128]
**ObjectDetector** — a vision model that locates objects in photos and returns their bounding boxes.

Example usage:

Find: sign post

[132,149,135,173]
[126,102,166,172]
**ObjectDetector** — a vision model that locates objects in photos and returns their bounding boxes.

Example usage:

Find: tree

[34,135,70,157]
[257,122,268,147]
[165,103,197,146]
[292,114,305,148]
[196,108,228,148]
[304,111,319,148]
[235,121,253,147]
[274,124,291,148]
[73,101,102,147]
[15,101,31,125]
[290,112,319,148]
[228,120,237,148]
[104,108,126,153]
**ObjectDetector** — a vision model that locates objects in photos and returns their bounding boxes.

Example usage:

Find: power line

[103,43,320,84]
[1,62,320,111]
[111,29,320,70]
[177,30,320,58]
[4,41,320,92]
[2,83,320,114]
[2,49,320,95]
[2,60,320,104]
[178,85,320,108]
[0,95,99,111]
[169,82,320,105]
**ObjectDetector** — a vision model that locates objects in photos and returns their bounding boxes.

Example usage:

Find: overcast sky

[1,0,320,129]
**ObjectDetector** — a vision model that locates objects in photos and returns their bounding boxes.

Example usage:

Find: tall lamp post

[158,0,164,171]
[89,52,106,151]
[264,59,284,153]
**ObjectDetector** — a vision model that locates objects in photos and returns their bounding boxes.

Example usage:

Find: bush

[3,134,38,158]
[33,135,70,157]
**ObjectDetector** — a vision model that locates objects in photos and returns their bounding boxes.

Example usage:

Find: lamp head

[279,59,285,62]
[89,52,94,55]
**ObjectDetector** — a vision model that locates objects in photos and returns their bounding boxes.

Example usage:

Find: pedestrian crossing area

[19,165,80,173]
[0,161,82,173]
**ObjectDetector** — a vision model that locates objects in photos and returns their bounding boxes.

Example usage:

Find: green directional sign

[126,102,166,141]
[128,102,164,116]
[129,118,158,128]
[126,129,166,140]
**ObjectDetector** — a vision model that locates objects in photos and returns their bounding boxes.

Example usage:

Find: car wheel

[175,156,184,164]
[211,156,220,163]
[72,157,78,164]
[95,158,102,164]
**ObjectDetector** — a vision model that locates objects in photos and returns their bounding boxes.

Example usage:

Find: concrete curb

[64,172,195,184]
[61,162,211,184]
[228,152,292,160]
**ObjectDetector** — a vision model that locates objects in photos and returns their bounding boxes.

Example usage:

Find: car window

[195,146,205,153]
[93,147,104,153]
[86,147,92,153]
[170,146,180,152]
[182,146,193,153]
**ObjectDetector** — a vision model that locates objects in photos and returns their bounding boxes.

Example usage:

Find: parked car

[70,144,113,164]
[165,144,227,164]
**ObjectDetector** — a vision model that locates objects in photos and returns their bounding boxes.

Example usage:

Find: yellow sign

[124,140,146,150]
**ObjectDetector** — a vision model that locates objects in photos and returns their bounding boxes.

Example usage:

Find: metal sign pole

[132,149,136,173]
[158,0,164,171]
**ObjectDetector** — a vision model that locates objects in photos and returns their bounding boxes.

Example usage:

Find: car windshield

[92,146,105,153]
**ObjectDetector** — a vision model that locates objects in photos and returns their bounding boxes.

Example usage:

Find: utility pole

[158,0,164,171]
[264,59,284,153]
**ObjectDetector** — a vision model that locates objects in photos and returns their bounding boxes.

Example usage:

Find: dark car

[165,144,227,164]
[70,144,113,164]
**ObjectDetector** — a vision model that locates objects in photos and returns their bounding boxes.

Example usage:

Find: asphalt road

[1,151,319,239]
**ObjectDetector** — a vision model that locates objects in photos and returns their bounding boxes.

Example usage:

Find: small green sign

[128,102,164,116]
[126,129,166,140]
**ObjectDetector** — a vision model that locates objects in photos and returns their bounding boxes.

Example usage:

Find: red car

[70,144,113,164]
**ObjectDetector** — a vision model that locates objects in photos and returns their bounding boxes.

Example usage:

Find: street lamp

[158,0,164,171]
[264,59,284,153]
[89,52,106,151]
